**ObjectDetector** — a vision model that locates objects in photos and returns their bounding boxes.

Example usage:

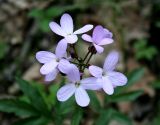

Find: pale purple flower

[89,51,127,95]
[82,25,113,53]
[36,41,71,82]
[57,64,101,107]
[49,13,93,56]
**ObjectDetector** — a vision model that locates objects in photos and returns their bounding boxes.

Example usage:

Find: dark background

[0,0,160,125]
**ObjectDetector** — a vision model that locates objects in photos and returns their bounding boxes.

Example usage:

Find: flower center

[75,82,80,88]
[102,71,107,77]
[55,58,59,62]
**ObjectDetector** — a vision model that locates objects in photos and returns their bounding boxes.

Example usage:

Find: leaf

[0,42,8,60]
[28,5,88,32]
[107,90,143,103]
[94,109,114,125]
[16,77,50,116]
[71,108,83,125]
[0,99,39,117]
[115,68,145,94]
[88,91,101,111]
[95,108,132,125]
[127,68,145,86]
[151,115,160,125]
[47,84,60,108]
[58,96,75,115]
[150,80,160,89]
[28,9,44,18]
[112,110,132,125]
[13,116,49,125]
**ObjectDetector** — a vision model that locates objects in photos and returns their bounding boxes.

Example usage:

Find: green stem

[82,52,94,71]
[83,50,90,62]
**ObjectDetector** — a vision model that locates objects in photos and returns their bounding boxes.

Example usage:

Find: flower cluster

[36,13,127,107]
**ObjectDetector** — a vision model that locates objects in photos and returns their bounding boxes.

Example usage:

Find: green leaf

[107,90,143,103]
[58,96,75,115]
[47,84,60,108]
[28,9,43,18]
[150,80,160,89]
[151,115,160,125]
[13,116,49,125]
[0,42,8,60]
[95,108,132,125]
[127,68,145,86]
[71,108,83,125]
[95,109,114,125]
[115,68,145,94]
[0,99,39,117]
[16,77,50,116]
[134,39,157,60]
[28,5,88,32]
[112,110,132,125]
[88,91,101,111]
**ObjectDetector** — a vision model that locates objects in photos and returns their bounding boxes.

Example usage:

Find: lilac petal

[81,34,93,42]
[36,51,56,64]
[55,39,67,58]
[108,71,127,86]
[49,22,66,36]
[40,61,58,75]
[93,44,104,54]
[67,64,80,82]
[60,13,73,34]
[80,77,102,90]
[89,65,103,78]
[57,84,76,102]
[58,59,71,74]
[65,34,78,44]
[92,25,105,44]
[102,76,114,95]
[75,86,90,107]
[98,38,113,45]
[104,29,113,38]
[45,68,59,82]
[103,51,119,71]
[73,24,93,34]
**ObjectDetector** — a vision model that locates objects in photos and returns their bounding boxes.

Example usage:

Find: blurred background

[0,0,160,125]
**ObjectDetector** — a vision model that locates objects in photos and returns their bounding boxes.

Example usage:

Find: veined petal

[92,25,105,44]
[89,65,103,78]
[75,86,90,107]
[49,22,66,36]
[36,51,56,64]
[40,61,58,75]
[60,13,73,34]
[67,64,80,82]
[80,77,102,90]
[57,84,76,102]
[81,34,93,42]
[108,71,127,86]
[98,38,113,45]
[104,28,113,38]
[58,59,71,74]
[65,34,78,44]
[103,51,119,71]
[55,39,67,59]
[102,76,114,95]
[73,24,93,34]
[93,44,104,54]
[45,68,59,82]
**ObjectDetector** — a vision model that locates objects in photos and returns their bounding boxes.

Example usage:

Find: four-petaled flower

[36,41,71,81]
[57,64,101,107]
[82,25,113,53]
[36,13,128,107]
[49,13,93,56]
[89,51,127,95]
